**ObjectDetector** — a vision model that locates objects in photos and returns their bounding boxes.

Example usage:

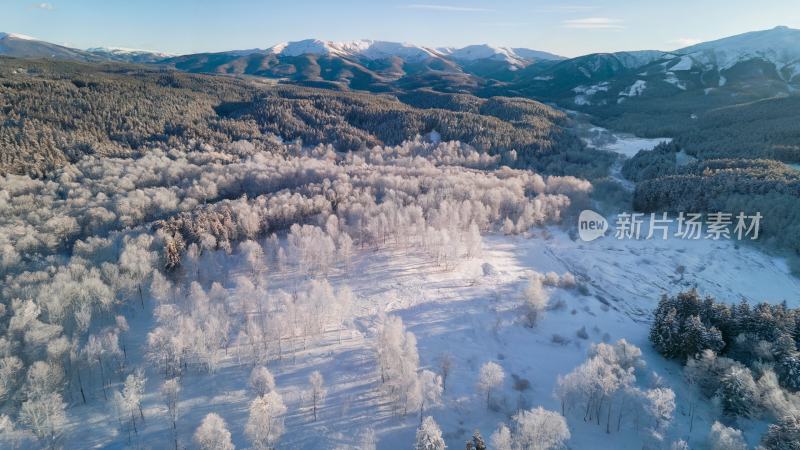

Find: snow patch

[619,80,647,97]
[670,55,694,71]
[572,82,609,96]
[574,95,591,106]
[664,72,687,90]
[87,47,174,58]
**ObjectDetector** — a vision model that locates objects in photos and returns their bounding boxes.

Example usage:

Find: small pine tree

[471,430,486,450]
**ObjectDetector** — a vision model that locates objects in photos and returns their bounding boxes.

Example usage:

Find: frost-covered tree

[707,421,746,450]
[246,391,287,450]
[118,234,157,307]
[522,274,548,327]
[375,314,421,414]
[338,233,353,272]
[478,362,505,407]
[0,356,23,404]
[716,365,759,418]
[555,340,641,432]
[644,388,675,433]
[19,392,66,447]
[415,416,446,450]
[490,424,512,450]
[470,430,487,450]
[149,271,173,304]
[308,370,326,422]
[0,414,29,449]
[113,369,146,441]
[419,369,443,417]
[761,413,800,450]
[161,378,180,449]
[511,407,570,450]
[249,366,276,397]
[194,413,235,450]
[437,353,453,393]
[335,286,355,343]
[25,360,64,405]
[670,440,689,450]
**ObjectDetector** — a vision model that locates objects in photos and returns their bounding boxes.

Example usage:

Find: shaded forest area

[623,150,800,255]
[650,290,800,447]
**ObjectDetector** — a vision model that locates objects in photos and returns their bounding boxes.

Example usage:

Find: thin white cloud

[402,4,493,12]
[562,17,624,29]
[669,37,702,47]
[31,2,54,10]
[536,5,600,13]
[480,21,527,28]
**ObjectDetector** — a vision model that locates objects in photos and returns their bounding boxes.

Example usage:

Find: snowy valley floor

[62,228,800,449]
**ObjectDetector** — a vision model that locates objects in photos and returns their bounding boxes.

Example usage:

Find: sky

[2,0,799,57]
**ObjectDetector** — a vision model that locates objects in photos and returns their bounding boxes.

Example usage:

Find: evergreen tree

[761,413,800,450]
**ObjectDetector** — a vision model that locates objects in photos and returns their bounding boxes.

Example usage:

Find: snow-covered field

[58,224,799,449]
[582,126,671,158]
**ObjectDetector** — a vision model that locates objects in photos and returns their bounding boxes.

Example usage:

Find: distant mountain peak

[440,44,528,66]
[262,39,562,66]
[677,26,800,70]
[266,39,440,61]
[0,32,39,41]
[87,47,173,57]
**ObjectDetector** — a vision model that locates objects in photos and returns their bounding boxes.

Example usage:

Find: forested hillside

[624,153,800,254]
[0,58,613,179]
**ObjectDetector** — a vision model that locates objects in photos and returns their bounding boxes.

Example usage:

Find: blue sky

[2,0,799,56]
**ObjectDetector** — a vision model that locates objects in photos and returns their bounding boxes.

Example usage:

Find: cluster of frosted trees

[487,407,571,450]
[375,314,443,417]
[0,133,592,447]
[191,365,332,449]
[147,263,355,377]
[413,408,571,450]
[555,340,678,446]
[0,229,157,447]
[521,271,577,327]
[153,146,589,269]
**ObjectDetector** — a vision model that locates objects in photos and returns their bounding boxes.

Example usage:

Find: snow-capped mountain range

[2,26,799,109]
[251,39,564,67]
[3,26,799,74]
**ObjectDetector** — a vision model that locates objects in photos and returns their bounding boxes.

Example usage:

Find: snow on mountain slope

[442,44,529,66]
[87,47,173,57]
[264,39,560,66]
[613,50,676,69]
[511,47,564,61]
[0,31,99,61]
[619,79,647,97]
[668,55,694,71]
[87,47,174,63]
[0,32,37,41]
[677,26,800,70]
[267,39,440,61]
[357,41,440,61]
